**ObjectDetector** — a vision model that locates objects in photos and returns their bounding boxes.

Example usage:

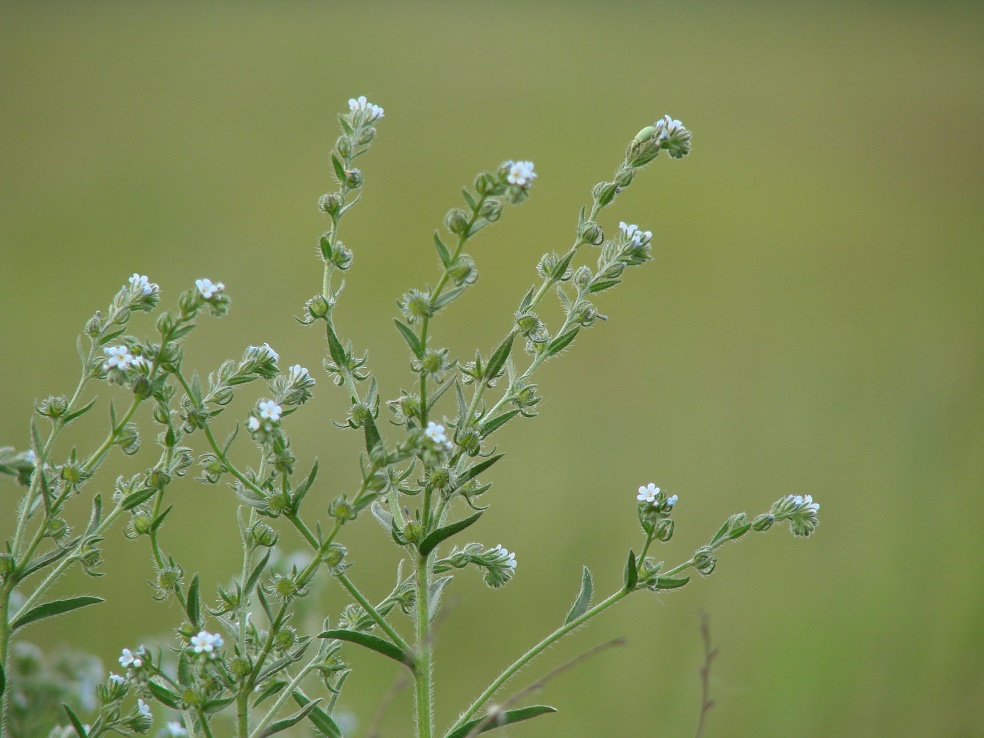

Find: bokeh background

[1,2,982,736]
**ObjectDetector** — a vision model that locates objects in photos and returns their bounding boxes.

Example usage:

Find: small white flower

[128,273,157,296]
[424,421,452,450]
[801,494,820,514]
[24,450,37,465]
[665,494,678,509]
[119,646,144,669]
[494,544,517,570]
[619,221,652,247]
[287,364,313,385]
[258,400,282,422]
[103,346,136,371]
[505,160,536,188]
[637,483,659,505]
[348,95,384,122]
[247,416,261,432]
[165,722,188,737]
[190,630,224,654]
[137,698,152,718]
[108,672,125,685]
[261,343,279,362]
[195,278,225,300]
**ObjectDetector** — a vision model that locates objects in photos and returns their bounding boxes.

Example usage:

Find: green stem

[337,573,412,654]
[414,552,434,738]
[447,587,629,735]
[249,659,319,738]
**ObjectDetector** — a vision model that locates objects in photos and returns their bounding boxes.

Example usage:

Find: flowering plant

[0,97,819,738]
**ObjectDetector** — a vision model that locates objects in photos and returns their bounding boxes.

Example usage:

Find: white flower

[637,483,659,505]
[666,494,678,509]
[24,450,37,466]
[247,416,261,432]
[103,346,136,371]
[108,672,125,685]
[137,698,152,718]
[119,647,144,669]
[348,95,384,122]
[131,355,153,372]
[287,364,314,385]
[165,722,188,737]
[505,160,536,188]
[128,273,157,296]
[195,278,225,299]
[260,343,279,363]
[799,494,820,514]
[619,221,652,247]
[494,544,517,570]
[258,400,282,422]
[424,421,452,450]
[190,630,224,654]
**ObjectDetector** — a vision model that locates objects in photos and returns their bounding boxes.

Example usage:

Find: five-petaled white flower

[128,273,157,296]
[288,364,314,385]
[792,494,820,514]
[619,222,653,247]
[190,630,224,655]
[258,400,282,422]
[137,698,152,718]
[195,278,224,300]
[494,544,517,570]
[637,483,659,505]
[505,160,537,188]
[247,416,261,432]
[119,647,144,669]
[666,494,678,509]
[259,343,279,363]
[348,95,384,122]
[108,672,125,685]
[103,346,136,371]
[165,721,188,737]
[424,421,452,450]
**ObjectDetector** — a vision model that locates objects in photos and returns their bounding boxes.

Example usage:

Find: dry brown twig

[694,609,719,738]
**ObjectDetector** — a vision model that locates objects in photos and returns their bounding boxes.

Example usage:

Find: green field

[1,2,982,736]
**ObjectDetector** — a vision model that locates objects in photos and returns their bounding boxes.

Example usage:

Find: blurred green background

[1,1,982,736]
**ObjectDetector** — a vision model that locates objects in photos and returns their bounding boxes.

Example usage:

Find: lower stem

[1,587,10,734]
[414,552,433,738]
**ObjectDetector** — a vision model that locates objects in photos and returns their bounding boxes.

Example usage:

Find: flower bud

[357,126,376,145]
[336,136,353,157]
[693,546,717,576]
[480,198,503,222]
[250,523,279,548]
[445,208,470,234]
[615,167,635,188]
[329,496,357,523]
[132,513,153,536]
[230,656,252,680]
[37,395,68,418]
[319,193,342,216]
[573,266,592,288]
[320,543,348,574]
[592,181,618,207]
[579,221,604,246]
[654,518,675,542]
[345,168,364,189]
[85,313,104,338]
[306,294,331,320]
[752,513,775,532]
[474,173,497,194]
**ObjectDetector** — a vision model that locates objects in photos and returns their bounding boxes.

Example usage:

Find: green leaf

[479,410,519,438]
[258,698,322,737]
[434,232,452,268]
[587,279,621,293]
[461,188,476,210]
[186,574,201,629]
[319,629,414,668]
[454,379,469,421]
[427,375,456,411]
[623,550,638,591]
[19,545,72,581]
[728,523,751,540]
[245,550,271,599]
[394,319,424,358]
[564,566,594,625]
[432,284,467,310]
[62,704,88,736]
[518,285,536,313]
[151,504,173,533]
[364,413,382,454]
[653,575,690,590]
[12,596,103,631]
[457,454,504,486]
[710,520,730,545]
[291,460,319,508]
[331,153,346,183]
[86,494,102,535]
[252,679,286,708]
[292,690,342,738]
[484,333,515,382]
[324,322,347,368]
[419,512,483,557]
[547,328,579,357]
[61,397,98,425]
[0,662,5,697]
[202,695,237,713]
[147,680,183,709]
[121,486,157,511]
[446,705,557,738]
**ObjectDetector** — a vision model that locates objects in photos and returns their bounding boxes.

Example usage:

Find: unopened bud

[445,208,470,234]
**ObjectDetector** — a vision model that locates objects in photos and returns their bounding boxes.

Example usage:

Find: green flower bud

[693,546,717,576]
[37,395,68,418]
[336,136,354,158]
[319,192,342,216]
[132,513,153,536]
[357,126,377,145]
[654,518,675,542]
[85,312,104,338]
[752,513,775,532]
[445,208,470,234]
[230,656,252,680]
[320,543,348,574]
[250,523,279,548]
[306,294,331,319]
[579,220,604,245]
[615,167,635,188]
[574,266,592,288]
[480,197,503,222]
[345,168,364,189]
[474,173,497,194]
[329,495,357,523]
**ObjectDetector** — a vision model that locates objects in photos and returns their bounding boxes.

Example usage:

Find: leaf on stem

[434,232,453,268]
[291,460,319,509]
[147,680,183,709]
[564,566,594,625]
[258,697,323,737]
[418,512,483,557]
[291,690,343,738]
[394,319,424,358]
[319,630,414,669]
[485,333,515,382]
[623,550,638,591]
[12,596,103,631]
[62,704,88,737]
[446,705,557,738]
[185,574,201,629]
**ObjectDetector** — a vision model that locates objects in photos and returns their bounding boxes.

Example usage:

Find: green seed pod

[579,220,604,246]
[445,208,470,234]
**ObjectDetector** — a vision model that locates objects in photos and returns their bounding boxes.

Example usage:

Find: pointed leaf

[587,279,621,294]
[370,500,394,532]
[19,545,73,581]
[319,629,414,668]
[518,285,536,313]
[151,504,174,533]
[292,690,343,737]
[419,512,483,557]
[62,397,98,425]
[623,550,638,591]
[364,413,382,454]
[86,495,102,536]
[564,566,593,625]
[434,232,452,268]
[427,376,456,411]
[12,596,103,631]
[433,284,467,310]
[457,454,504,486]
[394,319,424,358]
[485,333,515,381]
[147,680,183,709]
[547,328,579,357]
[258,698,322,737]
[62,704,88,736]
[324,322,347,367]
[291,460,319,508]
[653,575,690,590]
[186,574,201,629]
[245,550,271,599]
[429,575,453,621]
[446,705,557,738]
[121,486,158,511]
[331,153,346,183]
[480,410,519,439]
[454,380,468,421]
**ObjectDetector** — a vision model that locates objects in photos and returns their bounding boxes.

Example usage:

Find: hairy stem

[414,552,434,738]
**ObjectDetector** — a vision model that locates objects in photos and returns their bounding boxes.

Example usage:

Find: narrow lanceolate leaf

[653,575,690,590]
[86,495,102,536]
[564,566,594,625]
[587,279,621,293]
[319,630,414,668]
[446,705,557,738]
[245,551,271,599]
[428,575,453,622]
[324,322,347,368]
[19,545,72,581]
[258,698,322,737]
[547,328,579,357]
[291,460,319,508]
[364,413,383,454]
[484,333,515,382]
[331,153,346,183]
[418,512,483,557]
[292,691,343,738]
[457,454,504,486]
[623,550,638,591]
[394,319,424,358]
[147,680,183,709]
[479,409,520,439]
[12,596,103,631]
[0,662,5,697]
[121,486,157,510]
[62,397,98,425]
[185,574,201,629]
[434,232,453,268]
[63,704,88,736]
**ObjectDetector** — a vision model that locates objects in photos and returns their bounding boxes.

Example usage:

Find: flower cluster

[348,95,384,123]
[618,222,653,247]
[481,544,518,588]
[119,646,147,670]
[653,114,692,159]
[772,494,821,537]
[128,273,158,297]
